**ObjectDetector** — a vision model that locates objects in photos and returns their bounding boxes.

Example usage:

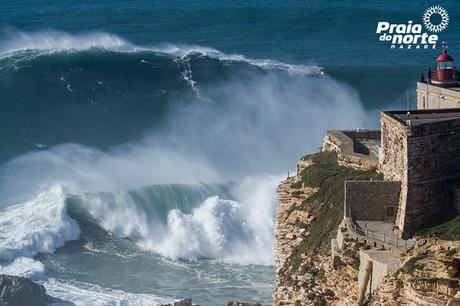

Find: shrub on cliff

[416,215,460,240]
[287,152,382,271]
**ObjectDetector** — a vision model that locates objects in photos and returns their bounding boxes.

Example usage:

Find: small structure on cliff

[417,45,460,110]
[322,130,380,171]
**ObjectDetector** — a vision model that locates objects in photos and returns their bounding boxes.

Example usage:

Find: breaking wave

[0,177,278,304]
[0,28,371,304]
[0,29,369,264]
[0,185,79,262]
[0,29,321,75]
[0,176,278,267]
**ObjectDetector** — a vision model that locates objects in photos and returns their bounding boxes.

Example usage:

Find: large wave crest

[0,29,371,269]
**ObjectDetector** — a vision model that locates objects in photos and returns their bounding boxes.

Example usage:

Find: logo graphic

[375,5,449,49]
[423,5,449,33]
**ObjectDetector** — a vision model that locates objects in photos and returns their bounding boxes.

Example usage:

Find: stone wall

[323,130,380,171]
[345,180,401,223]
[338,153,379,171]
[357,250,401,305]
[379,113,408,181]
[403,119,460,236]
[322,131,354,154]
[380,111,460,238]
[343,130,381,155]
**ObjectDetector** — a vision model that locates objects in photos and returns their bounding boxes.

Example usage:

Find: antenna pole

[407,90,410,115]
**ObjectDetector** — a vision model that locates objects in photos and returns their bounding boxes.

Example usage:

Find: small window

[438,61,454,69]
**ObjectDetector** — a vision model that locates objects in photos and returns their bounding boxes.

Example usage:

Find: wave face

[0,179,277,305]
[0,29,370,305]
[0,30,368,170]
[0,178,277,265]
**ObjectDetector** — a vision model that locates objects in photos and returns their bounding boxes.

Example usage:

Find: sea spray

[0,184,79,261]
[71,176,279,265]
[0,29,371,305]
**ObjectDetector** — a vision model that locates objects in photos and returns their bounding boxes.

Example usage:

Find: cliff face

[273,175,357,306]
[272,152,460,306]
[272,152,380,305]
[369,238,460,305]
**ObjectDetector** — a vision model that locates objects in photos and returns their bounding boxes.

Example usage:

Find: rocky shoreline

[0,274,53,306]
[0,275,267,306]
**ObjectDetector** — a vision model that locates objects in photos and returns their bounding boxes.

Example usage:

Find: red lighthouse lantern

[431,45,458,86]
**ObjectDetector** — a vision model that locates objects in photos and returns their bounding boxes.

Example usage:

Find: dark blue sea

[0,1,459,305]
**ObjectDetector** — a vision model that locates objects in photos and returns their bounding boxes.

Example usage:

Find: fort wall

[322,130,380,171]
[380,111,460,238]
[345,181,401,223]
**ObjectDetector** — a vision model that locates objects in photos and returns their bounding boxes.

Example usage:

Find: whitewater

[0,29,370,305]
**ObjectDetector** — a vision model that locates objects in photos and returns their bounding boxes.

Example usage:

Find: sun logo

[423,5,449,33]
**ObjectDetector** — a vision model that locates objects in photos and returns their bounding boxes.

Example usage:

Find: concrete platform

[357,220,415,248]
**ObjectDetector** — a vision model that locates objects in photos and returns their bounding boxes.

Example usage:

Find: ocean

[0,1,459,305]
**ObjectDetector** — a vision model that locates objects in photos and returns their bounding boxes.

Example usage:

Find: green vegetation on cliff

[288,152,382,271]
[416,215,460,240]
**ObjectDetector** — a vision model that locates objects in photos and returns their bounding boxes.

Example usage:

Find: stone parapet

[345,180,401,223]
[338,153,379,171]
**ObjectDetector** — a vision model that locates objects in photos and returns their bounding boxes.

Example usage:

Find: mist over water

[0,29,370,305]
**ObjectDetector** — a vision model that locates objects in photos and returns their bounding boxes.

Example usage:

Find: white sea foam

[0,184,80,261]
[0,175,275,265]
[75,175,279,265]
[44,278,171,306]
[0,30,131,54]
[0,257,47,281]
[149,175,280,264]
[0,29,321,75]
[0,254,171,305]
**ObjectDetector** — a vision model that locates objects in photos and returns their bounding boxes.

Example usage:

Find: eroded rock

[0,274,52,306]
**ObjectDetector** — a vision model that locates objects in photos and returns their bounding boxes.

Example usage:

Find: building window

[438,61,454,69]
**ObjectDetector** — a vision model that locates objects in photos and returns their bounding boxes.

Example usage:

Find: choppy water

[0,1,459,305]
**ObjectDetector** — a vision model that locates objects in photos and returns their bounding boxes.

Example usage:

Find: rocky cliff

[0,274,53,306]
[272,152,460,306]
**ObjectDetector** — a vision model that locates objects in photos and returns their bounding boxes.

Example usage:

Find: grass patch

[393,278,404,299]
[286,152,382,272]
[416,215,460,240]
[353,241,367,250]
[342,248,358,260]
[446,249,457,257]
[403,253,428,275]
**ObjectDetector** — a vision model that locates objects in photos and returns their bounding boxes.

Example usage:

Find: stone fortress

[273,47,460,306]
[324,46,460,304]
[324,46,460,240]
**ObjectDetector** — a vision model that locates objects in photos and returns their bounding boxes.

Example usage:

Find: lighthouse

[430,45,458,86]
[417,45,460,110]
